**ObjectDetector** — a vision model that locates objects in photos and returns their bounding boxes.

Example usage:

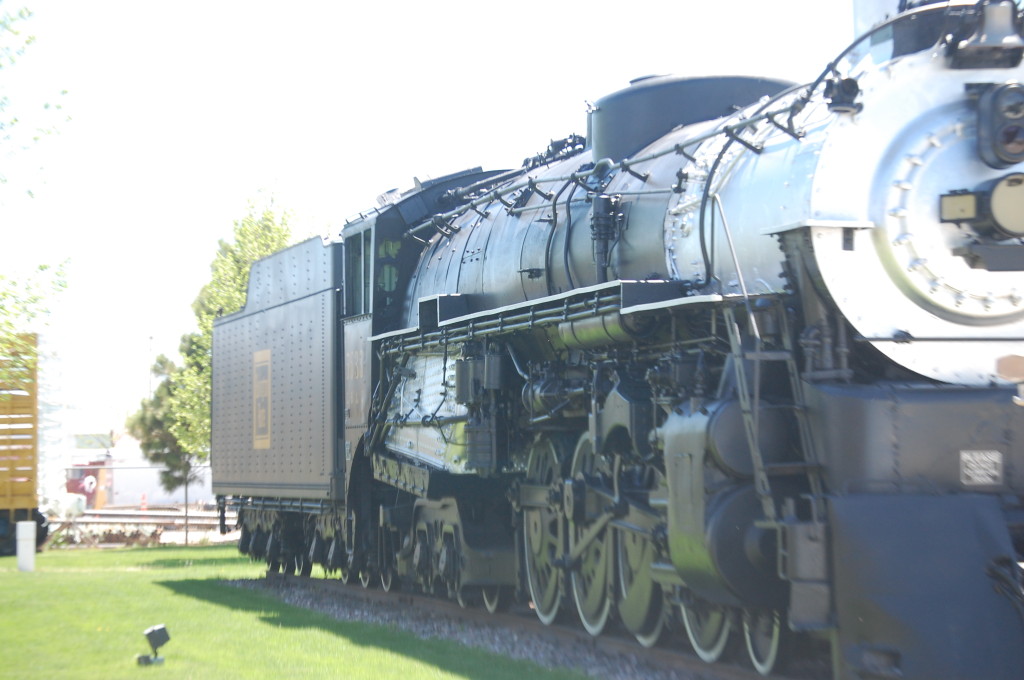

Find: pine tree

[125,355,196,490]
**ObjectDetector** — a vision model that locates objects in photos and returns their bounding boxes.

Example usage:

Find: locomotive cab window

[345,230,373,316]
[377,239,401,293]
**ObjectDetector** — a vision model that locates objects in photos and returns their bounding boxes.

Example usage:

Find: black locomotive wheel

[379,526,399,592]
[440,533,461,602]
[616,527,665,647]
[523,436,566,625]
[359,568,376,589]
[238,525,252,554]
[266,531,280,565]
[481,585,509,614]
[569,432,613,636]
[456,586,482,609]
[743,609,783,676]
[338,566,352,584]
[681,600,732,663]
[326,535,344,571]
[289,550,312,577]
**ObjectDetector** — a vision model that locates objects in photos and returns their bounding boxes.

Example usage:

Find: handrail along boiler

[211,2,1024,678]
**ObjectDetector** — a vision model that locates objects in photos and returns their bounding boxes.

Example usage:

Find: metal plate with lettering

[253,349,271,450]
[960,450,1003,486]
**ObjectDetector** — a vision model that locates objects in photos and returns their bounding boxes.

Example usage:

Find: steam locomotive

[212,2,1024,678]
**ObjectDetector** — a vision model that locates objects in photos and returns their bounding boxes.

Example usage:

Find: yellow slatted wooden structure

[0,334,38,515]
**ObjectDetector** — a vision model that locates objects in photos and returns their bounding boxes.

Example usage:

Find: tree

[170,208,291,458]
[128,208,290,490]
[0,263,65,390]
[125,355,199,491]
[0,6,66,387]
[0,4,68,194]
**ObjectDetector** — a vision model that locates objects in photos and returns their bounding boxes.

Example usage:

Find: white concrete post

[16,521,36,572]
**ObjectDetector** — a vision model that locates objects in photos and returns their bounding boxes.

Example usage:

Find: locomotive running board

[369,280,760,343]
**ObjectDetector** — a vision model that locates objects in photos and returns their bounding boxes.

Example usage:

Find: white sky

[0,0,855,435]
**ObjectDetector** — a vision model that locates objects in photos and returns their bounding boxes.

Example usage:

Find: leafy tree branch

[0,262,66,390]
[127,208,290,490]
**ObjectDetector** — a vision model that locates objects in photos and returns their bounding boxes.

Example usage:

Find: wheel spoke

[570,530,612,635]
[523,436,566,625]
[681,600,731,663]
[615,462,666,647]
[616,527,665,647]
[569,432,612,636]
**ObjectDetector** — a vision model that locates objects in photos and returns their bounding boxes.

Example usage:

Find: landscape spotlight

[136,624,170,666]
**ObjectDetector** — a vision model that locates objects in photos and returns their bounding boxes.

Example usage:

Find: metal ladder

[724,301,824,523]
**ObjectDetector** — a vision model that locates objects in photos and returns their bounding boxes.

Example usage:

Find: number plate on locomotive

[959,450,1004,486]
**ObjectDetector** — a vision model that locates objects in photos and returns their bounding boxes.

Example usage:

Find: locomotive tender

[212,2,1024,677]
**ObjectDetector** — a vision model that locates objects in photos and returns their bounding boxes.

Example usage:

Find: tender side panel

[211,239,343,499]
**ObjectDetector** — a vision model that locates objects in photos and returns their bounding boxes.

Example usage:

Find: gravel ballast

[229,577,711,680]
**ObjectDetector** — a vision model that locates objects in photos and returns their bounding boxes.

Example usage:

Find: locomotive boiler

[212,2,1024,678]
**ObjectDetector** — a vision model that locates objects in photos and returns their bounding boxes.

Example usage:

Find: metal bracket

[528,178,554,201]
[673,144,697,163]
[765,110,804,140]
[620,160,650,182]
[724,127,764,154]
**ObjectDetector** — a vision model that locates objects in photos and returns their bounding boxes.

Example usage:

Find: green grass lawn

[0,545,586,680]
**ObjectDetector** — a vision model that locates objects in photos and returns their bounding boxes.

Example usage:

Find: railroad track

[75,508,237,528]
[44,509,239,547]
[254,572,830,680]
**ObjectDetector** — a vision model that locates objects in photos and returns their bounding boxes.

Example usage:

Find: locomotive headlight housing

[941,173,1024,239]
[978,83,1024,168]
[940,191,980,223]
[942,173,1024,271]
[987,172,1024,237]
